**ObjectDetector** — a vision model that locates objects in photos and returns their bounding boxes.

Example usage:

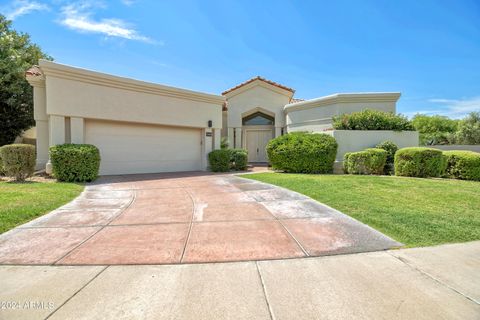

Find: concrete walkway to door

[0,172,401,265]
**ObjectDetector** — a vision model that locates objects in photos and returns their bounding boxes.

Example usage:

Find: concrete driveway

[0,172,400,265]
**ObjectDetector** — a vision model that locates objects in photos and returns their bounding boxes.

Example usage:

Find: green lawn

[242,173,480,247]
[0,181,84,234]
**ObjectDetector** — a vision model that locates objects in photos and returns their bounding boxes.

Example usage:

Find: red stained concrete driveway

[0,172,401,265]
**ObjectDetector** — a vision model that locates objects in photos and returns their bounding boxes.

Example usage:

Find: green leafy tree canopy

[456,112,480,145]
[412,114,459,145]
[0,14,52,146]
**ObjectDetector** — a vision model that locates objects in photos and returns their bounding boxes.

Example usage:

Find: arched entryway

[242,111,274,162]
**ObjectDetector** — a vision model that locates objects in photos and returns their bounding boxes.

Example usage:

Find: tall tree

[412,114,459,145]
[0,14,52,146]
[456,112,480,145]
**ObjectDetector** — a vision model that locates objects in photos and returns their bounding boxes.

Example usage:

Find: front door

[246,130,272,162]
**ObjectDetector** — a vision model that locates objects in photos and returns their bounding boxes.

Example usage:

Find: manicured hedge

[230,149,248,170]
[266,132,338,173]
[0,144,36,181]
[344,148,387,175]
[394,147,446,178]
[50,144,100,182]
[333,109,414,131]
[208,149,231,172]
[376,140,398,174]
[0,152,4,176]
[443,150,480,181]
[209,149,249,172]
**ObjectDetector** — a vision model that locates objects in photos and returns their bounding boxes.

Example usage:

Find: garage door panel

[103,159,199,175]
[85,120,202,175]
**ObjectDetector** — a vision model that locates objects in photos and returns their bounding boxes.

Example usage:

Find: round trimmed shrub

[0,144,36,181]
[394,147,446,178]
[344,148,387,175]
[50,144,100,182]
[230,149,248,171]
[376,140,398,174]
[208,149,231,172]
[443,150,480,181]
[266,132,338,173]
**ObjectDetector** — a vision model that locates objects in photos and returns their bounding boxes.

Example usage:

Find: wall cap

[284,92,401,113]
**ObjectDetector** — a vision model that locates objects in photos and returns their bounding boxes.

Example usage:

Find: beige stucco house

[26,60,411,175]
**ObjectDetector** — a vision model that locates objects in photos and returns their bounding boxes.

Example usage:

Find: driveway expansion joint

[44,265,109,319]
[388,251,480,306]
[255,261,275,320]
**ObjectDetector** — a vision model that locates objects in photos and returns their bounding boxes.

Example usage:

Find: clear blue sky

[2,0,480,118]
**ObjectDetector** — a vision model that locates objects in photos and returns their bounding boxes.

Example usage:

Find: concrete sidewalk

[1,241,479,320]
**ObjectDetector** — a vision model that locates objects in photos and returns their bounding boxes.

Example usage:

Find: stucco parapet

[38,60,225,105]
[284,92,401,113]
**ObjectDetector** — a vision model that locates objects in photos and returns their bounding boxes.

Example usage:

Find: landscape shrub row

[332,109,414,131]
[208,148,248,172]
[343,143,480,181]
[344,148,387,175]
[443,150,480,181]
[266,132,337,173]
[394,147,446,178]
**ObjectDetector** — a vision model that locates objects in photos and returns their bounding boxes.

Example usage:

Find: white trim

[39,60,225,105]
[284,92,401,113]
[241,106,276,118]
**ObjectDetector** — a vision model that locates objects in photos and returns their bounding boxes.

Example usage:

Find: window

[242,112,274,126]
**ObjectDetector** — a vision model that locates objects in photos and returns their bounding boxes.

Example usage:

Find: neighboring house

[26,60,402,175]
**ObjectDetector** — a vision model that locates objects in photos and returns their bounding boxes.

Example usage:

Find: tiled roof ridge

[222,76,294,95]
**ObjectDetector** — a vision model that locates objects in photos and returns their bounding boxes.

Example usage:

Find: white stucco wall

[324,130,419,161]
[26,60,224,174]
[225,83,292,129]
[223,80,293,149]
[41,60,223,129]
[285,93,400,132]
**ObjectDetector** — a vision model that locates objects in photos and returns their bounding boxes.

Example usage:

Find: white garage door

[85,119,202,175]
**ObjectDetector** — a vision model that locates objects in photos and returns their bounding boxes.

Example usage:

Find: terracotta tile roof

[25,65,43,76]
[222,76,295,95]
[290,98,305,103]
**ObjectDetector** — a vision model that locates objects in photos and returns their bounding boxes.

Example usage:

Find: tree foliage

[0,14,52,146]
[411,114,458,145]
[332,109,414,131]
[455,112,480,145]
